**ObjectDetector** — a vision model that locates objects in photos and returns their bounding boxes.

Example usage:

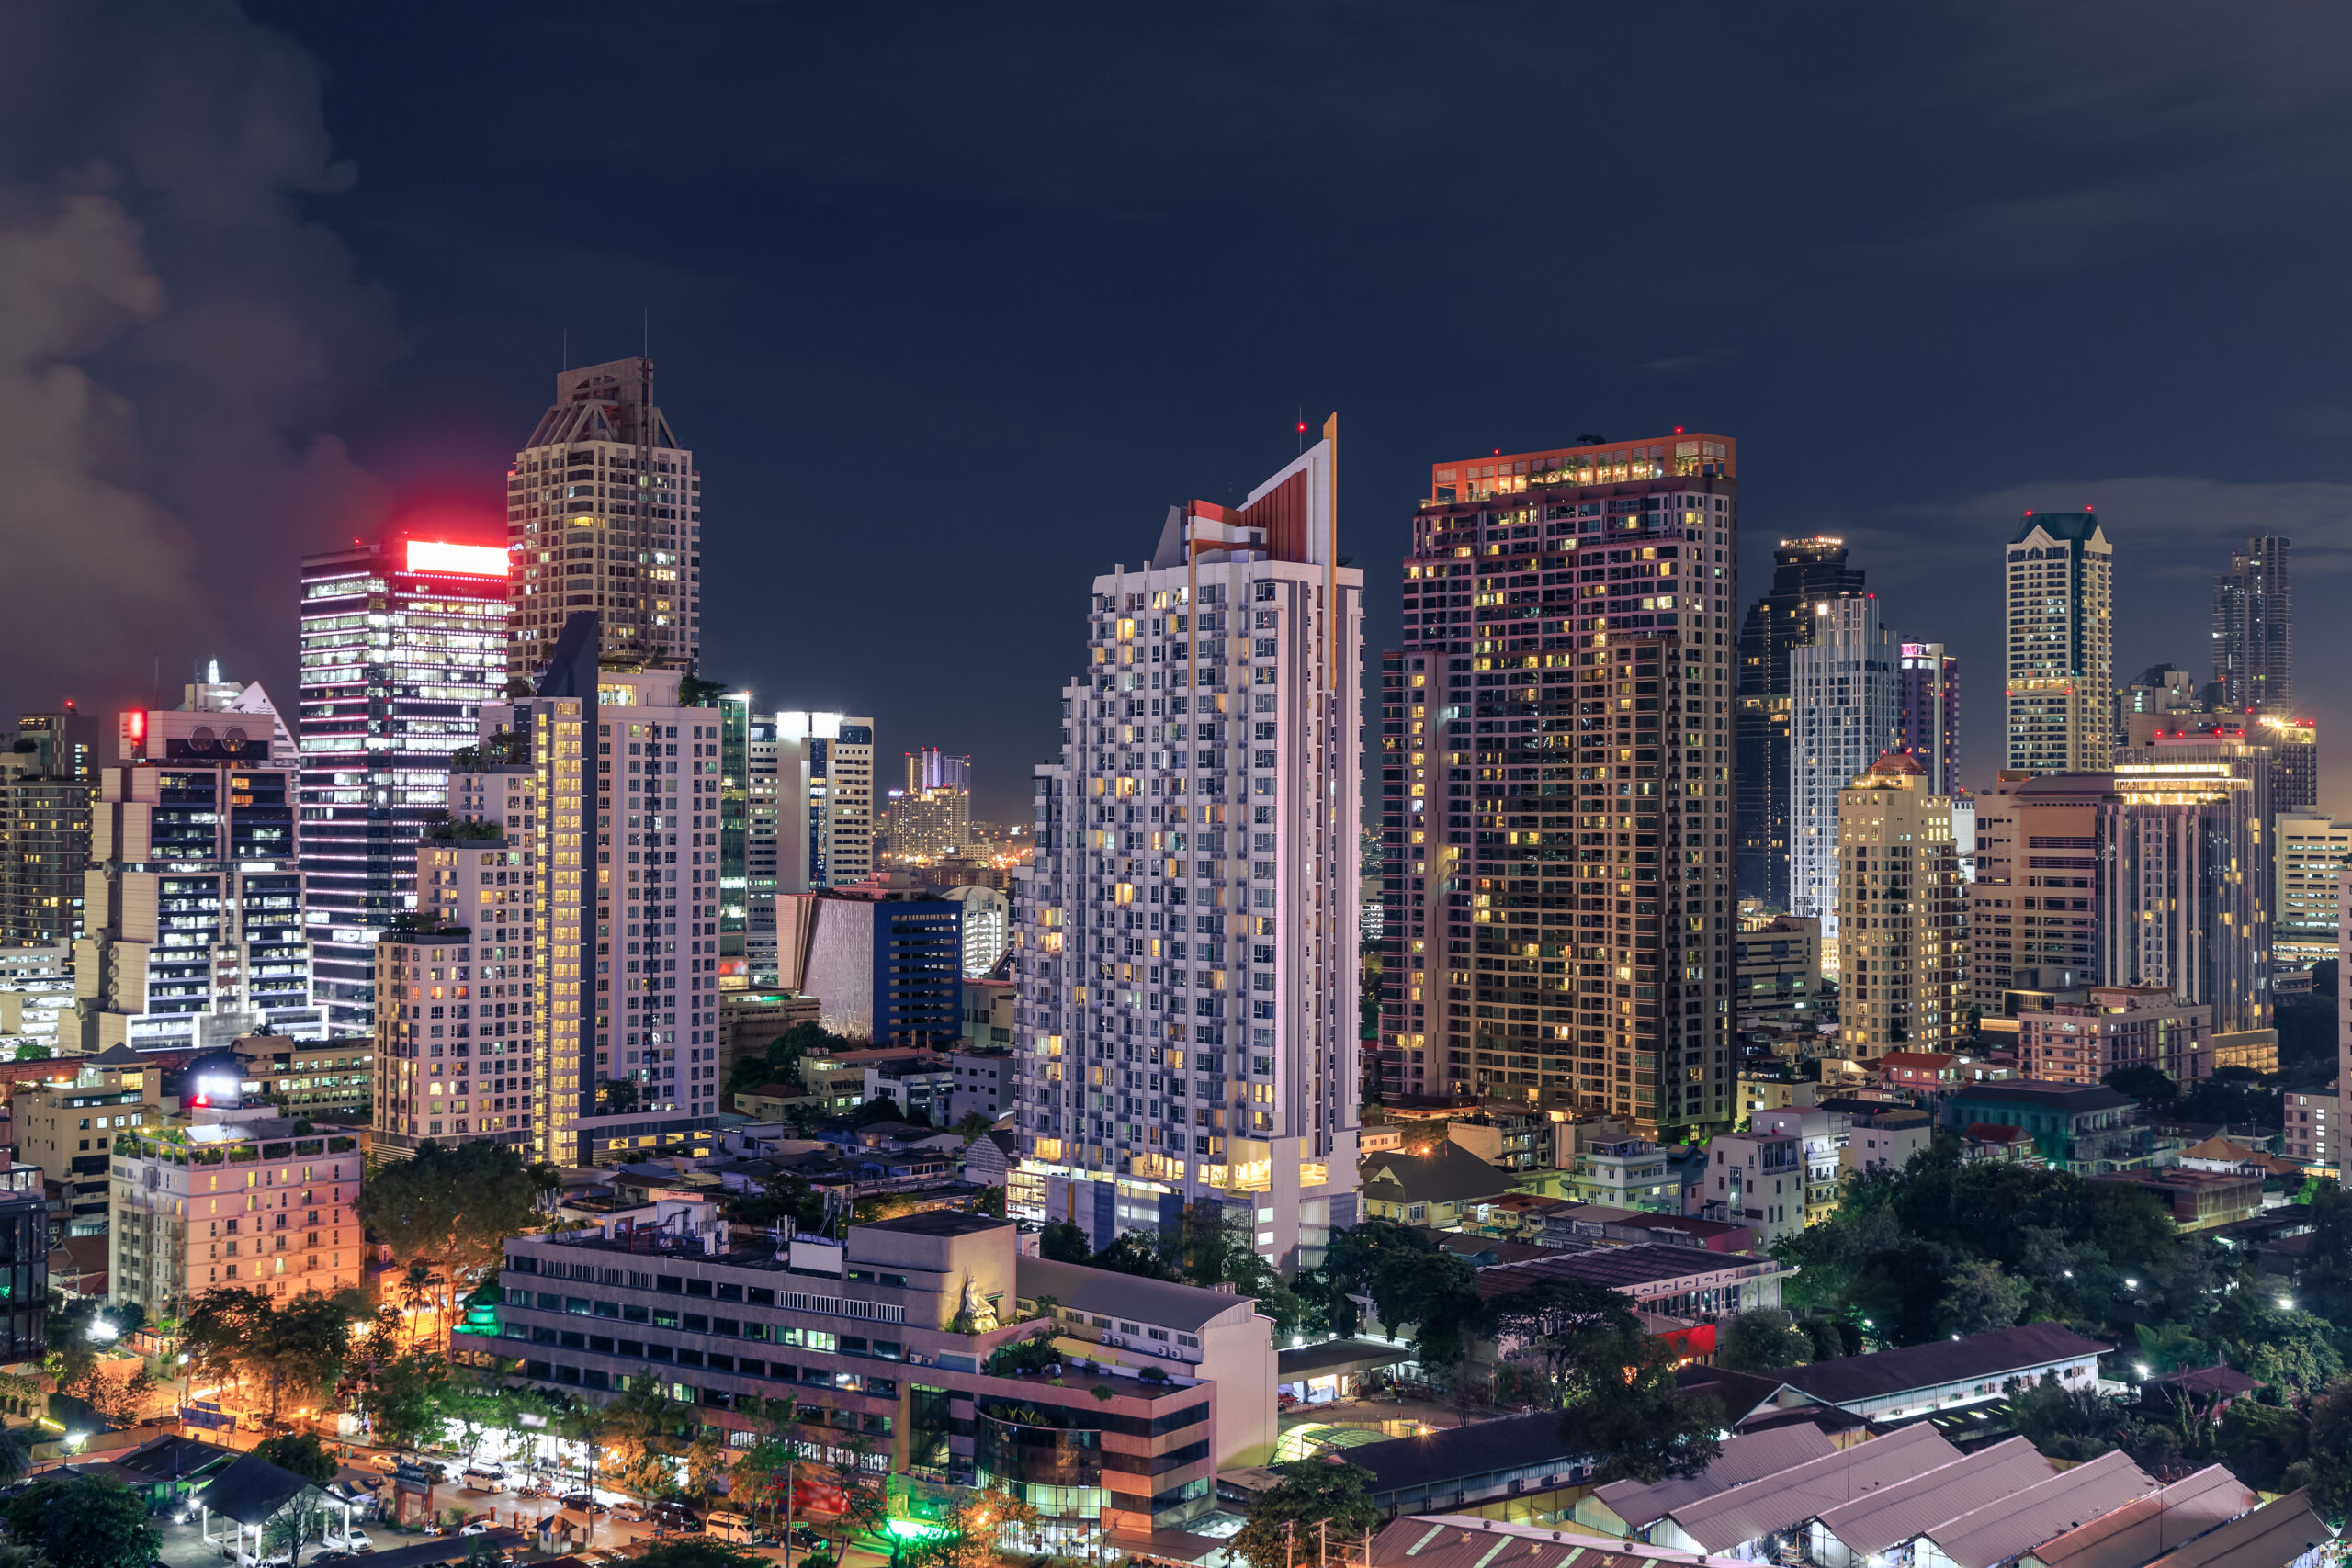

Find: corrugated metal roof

[1588,1424,1838,1531]
[2141,1490,2330,1568]
[1364,1515,1749,1568]
[1814,1438,2055,1556]
[1659,1425,1961,1552]
[1776,1323,2111,1408]
[1918,1450,2155,1568]
[2021,1466,2256,1568]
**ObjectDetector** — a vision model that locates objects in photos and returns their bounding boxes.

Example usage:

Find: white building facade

[1012,427,1362,1270]
[1787,595,1897,964]
[2006,513,2114,774]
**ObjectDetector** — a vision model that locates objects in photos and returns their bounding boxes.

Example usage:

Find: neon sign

[405,539,507,577]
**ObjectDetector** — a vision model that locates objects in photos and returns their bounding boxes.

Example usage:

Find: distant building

[1736,914,1822,1033]
[2275,812,2349,969]
[2016,987,2211,1091]
[957,977,1013,1052]
[2106,732,2272,1033]
[1834,753,1963,1057]
[939,884,1009,977]
[2092,1166,2263,1232]
[1737,536,1867,910]
[2282,1087,2335,1169]
[2258,715,2318,814]
[775,712,875,890]
[2211,536,2290,714]
[1789,596,1898,959]
[13,1044,156,1236]
[1967,771,2109,1016]
[1938,1082,2154,1176]
[1896,641,1959,796]
[947,1049,1012,1124]
[2006,513,2114,773]
[0,708,98,948]
[777,891,961,1046]
[1357,1143,1517,1229]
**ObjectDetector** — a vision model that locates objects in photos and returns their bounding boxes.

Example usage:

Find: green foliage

[2218,1396,2306,1493]
[973,1184,1007,1219]
[1939,1258,2030,1337]
[954,1111,997,1144]
[1038,1222,1091,1263]
[2294,1377,2352,1528]
[181,1287,360,1422]
[2,1475,159,1568]
[1558,1328,1723,1483]
[734,1170,829,1236]
[1480,1276,1638,1395]
[356,1138,552,1280]
[252,1431,338,1485]
[1715,1308,1813,1374]
[1366,1248,1482,1376]
[368,1348,453,1454]
[2175,1066,2280,1128]
[2012,1371,2120,1461]
[13,1044,50,1063]
[854,1093,905,1125]
[1091,1232,1182,1281]
[630,1541,773,1568]
[1230,1461,1384,1568]
[1298,1216,1427,1339]
[2100,1064,2178,1109]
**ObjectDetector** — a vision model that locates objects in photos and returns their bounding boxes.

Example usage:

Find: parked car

[787,1526,821,1549]
[560,1495,607,1517]
[367,1453,400,1474]
[322,1530,371,1552]
[705,1515,761,1546]
[646,1503,700,1533]
[458,1524,492,1539]
[462,1465,507,1493]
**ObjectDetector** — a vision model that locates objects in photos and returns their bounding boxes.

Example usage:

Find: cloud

[0,0,400,715]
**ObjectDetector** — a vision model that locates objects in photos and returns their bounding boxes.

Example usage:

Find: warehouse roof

[1813,1437,2055,1556]
[1363,1516,1751,1568]
[2142,1490,2329,1568]
[2020,1466,2256,1568]
[1343,1411,1584,1497]
[1917,1450,2155,1568]
[1776,1322,2109,1408]
[1473,1244,1778,1303]
[1657,1425,1961,1553]
[1586,1424,1837,1532]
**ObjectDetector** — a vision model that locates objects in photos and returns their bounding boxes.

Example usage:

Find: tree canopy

[2,1474,159,1568]
[1231,1460,1383,1568]
[355,1138,553,1274]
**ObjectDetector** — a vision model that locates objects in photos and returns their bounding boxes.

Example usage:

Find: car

[560,1495,608,1517]
[787,1527,820,1549]
[312,1553,351,1565]
[458,1524,492,1539]
[647,1504,700,1533]
[462,1465,507,1493]
[367,1453,400,1474]
[323,1530,372,1552]
[704,1514,761,1546]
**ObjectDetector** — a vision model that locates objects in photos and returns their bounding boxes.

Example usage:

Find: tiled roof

[1359,1143,1521,1206]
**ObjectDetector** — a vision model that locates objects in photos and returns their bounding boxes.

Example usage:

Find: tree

[371,1348,452,1455]
[1301,1217,1427,1339]
[904,1483,1038,1568]
[1715,1308,1814,1374]
[2100,1064,2179,1109]
[952,1111,996,1145]
[2290,1376,2352,1528]
[252,1432,338,1487]
[264,1496,334,1565]
[1038,1222,1091,1263]
[1560,1328,1723,1483]
[2,1474,160,1568]
[14,1043,51,1063]
[355,1140,550,1322]
[1480,1277,1637,1394]
[1366,1248,1481,1376]
[606,1380,695,1508]
[1938,1259,2030,1337]
[630,1542,772,1568]
[2013,1371,2120,1462]
[1230,1459,1383,1568]
[973,1185,1006,1219]
[2218,1396,2305,1494]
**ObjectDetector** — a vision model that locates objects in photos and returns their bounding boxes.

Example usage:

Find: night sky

[10,3,2352,823]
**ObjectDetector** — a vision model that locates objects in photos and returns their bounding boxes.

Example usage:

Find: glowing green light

[886,1519,952,1541]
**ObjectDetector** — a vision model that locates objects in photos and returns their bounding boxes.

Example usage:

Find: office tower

[908,748,971,793]
[892,776,973,860]
[1966,771,2108,1014]
[0,707,99,947]
[2006,513,2114,773]
[1834,753,1963,1058]
[1951,788,1977,883]
[941,883,1011,976]
[78,679,322,1051]
[1020,418,1362,1267]
[375,614,725,1167]
[298,535,510,1031]
[1787,595,1898,964]
[718,693,751,986]
[2116,662,2201,750]
[774,889,961,1044]
[2213,536,2290,714]
[1736,537,1866,909]
[2258,715,2318,812]
[2273,812,2349,969]
[744,713,779,983]
[775,712,875,890]
[504,357,701,682]
[1376,431,1739,1136]
[1895,642,1959,796]
[2105,732,2271,1034]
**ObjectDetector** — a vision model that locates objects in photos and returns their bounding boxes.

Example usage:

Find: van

[463,1465,507,1493]
[705,1515,761,1545]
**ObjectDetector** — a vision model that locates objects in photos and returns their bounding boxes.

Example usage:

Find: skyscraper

[775,713,875,890]
[375,614,726,1166]
[298,535,510,1030]
[78,678,322,1050]
[0,706,99,947]
[2212,536,2290,714]
[1736,537,1866,909]
[1375,432,1739,1135]
[2006,513,2114,773]
[505,358,701,682]
[1017,420,1361,1268]
[1835,752,1963,1059]
[1896,641,1959,796]
[1788,595,1898,965]
[2105,733,2272,1034]
[891,751,973,860]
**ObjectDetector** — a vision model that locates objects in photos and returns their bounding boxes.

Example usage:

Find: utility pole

[1286,1520,1295,1568]
[1320,1519,1329,1568]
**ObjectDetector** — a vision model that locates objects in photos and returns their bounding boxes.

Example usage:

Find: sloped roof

[1950,1083,2134,1114]
[1017,1256,1258,1334]
[1658,1424,1961,1552]
[1588,1423,1837,1531]
[1359,1143,1520,1206]
[1776,1323,2109,1408]
[1917,1450,2154,1568]
[1343,1410,1583,1496]
[2021,1466,2256,1568]
[2141,1489,2329,1568]
[1363,1516,1749,1568]
[1813,1437,2055,1556]
[191,1452,316,1526]
[112,1433,237,1483]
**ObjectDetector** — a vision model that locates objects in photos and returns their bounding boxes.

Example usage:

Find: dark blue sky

[12,3,2352,819]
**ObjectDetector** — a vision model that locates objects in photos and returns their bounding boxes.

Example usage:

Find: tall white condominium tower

[79,674,322,1051]
[2213,536,2290,714]
[1012,419,1361,1271]
[372,614,726,1166]
[1787,595,1897,967]
[775,713,876,891]
[298,535,510,1032]
[2105,731,2272,1035]
[2006,512,2114,773]
[504,357,702,682]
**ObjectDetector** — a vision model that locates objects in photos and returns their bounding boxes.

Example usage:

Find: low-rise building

[1560,1135,1681,1213]
[227,1033,372,1120]
[718,991,821,1088]
[946,1050,1012,1125]
[1358,1144,1519,1229]
[958,977,1014,1053]
[1698,1131,1805,1246]
[2090,1167,2263,1233]
[1468,1244,1786,1324]
[2016,987,2212,1089]
[1444,1110,1549,1173]
[13,1043,158,1236]
[1736,915,1822,1033]
[861,1055,953,1124]
[1938,1082,2154,1175]
[497,1206,1271,1543]
[1833,1103,1932,1176]
[2282,1086,2336,1169]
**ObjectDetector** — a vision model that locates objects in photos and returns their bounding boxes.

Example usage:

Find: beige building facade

[1836,753,1963,1058]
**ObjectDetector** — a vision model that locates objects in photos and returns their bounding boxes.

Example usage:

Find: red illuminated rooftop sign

[405,539,507,577]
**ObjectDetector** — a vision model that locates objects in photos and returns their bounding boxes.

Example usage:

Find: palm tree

[399,1261,445,1348]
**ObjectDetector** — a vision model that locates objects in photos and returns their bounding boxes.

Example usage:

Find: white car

[234,1551,293,1568]
[324,1530,372,1552]
[458,1524,492,1539]
[462,1465,507,1493]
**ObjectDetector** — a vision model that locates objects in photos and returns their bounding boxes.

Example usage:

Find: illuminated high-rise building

[1834,753,1964,1058]
[1375,432,1738,1135]
[0,705,101,947]
[2006,513,2113,773]
[1017,420,1362,1269]
[1789,595,1898,967]
[2213,536,2290,715]
[775,713,874,890]
[504,357,701,682]
[298,536,510,1030]
[1896,641,1959,796]
[1736,537,1866,909]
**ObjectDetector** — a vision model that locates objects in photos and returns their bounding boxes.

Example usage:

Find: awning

[1278,1338,1413,1381]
